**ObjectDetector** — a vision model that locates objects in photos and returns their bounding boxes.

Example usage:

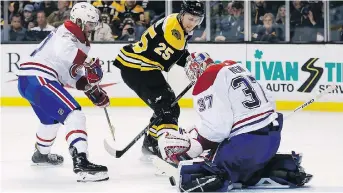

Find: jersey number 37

[196,75,268,112]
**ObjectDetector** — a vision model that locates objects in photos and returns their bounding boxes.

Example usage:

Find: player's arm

[54,32,109,107]
[176,30,193,67]
[176,49,190,68]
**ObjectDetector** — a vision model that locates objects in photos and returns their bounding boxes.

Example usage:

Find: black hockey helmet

[181,0,205,17]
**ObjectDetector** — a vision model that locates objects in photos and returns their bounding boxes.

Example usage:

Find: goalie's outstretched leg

[244,151,313,188]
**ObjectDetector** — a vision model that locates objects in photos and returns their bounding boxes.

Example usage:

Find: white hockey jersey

[192,61,278,143]
[17,21,91,88]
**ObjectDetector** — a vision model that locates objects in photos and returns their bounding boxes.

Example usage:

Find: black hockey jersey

[115,13,192,72]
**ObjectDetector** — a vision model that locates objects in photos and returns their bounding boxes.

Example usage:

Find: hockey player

[16,2,109,182]
[112,0,205,156]
[158,53,312,191]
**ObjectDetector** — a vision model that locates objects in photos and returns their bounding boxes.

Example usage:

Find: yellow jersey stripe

[121,49,164,70]
[151,124,179,131]
[116,56,160,71]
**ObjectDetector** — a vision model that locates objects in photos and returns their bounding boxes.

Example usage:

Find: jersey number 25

[132,27,174,60]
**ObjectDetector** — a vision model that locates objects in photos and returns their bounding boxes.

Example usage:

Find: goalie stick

[104,81,196,158]
[151,84,337,188]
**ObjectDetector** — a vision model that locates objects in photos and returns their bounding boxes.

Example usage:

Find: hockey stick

[104,107,116,141]
[150,84,337,187]
[284,84,337,119]
[104,81,196,158]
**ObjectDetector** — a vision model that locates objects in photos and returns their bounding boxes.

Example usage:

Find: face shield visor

[85,21,99,31]
[184,12,204,26]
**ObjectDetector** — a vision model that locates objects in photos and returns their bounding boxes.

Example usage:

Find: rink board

[1,43,343,112]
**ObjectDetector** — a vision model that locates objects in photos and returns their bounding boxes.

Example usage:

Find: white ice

[1,107,343,192]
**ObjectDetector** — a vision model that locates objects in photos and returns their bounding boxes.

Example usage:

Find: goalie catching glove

[158,127,207,164]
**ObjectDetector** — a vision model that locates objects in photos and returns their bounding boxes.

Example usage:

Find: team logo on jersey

[172,29,181,40]
[58,108,64,115]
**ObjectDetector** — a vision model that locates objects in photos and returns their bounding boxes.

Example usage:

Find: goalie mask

[185,52,214,82]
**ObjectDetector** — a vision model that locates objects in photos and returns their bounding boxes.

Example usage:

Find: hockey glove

[158,131,191,164]
[85,58,103,84]
[84,85,109,108]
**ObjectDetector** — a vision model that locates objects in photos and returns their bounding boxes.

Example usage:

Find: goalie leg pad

[179,161,233,192]
[244,151,313,187]
[263,151,313,187]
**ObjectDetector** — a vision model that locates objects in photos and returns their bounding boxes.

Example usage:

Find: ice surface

[1,107,343,192]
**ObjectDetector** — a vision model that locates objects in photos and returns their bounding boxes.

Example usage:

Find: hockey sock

[149,123,179,139]
[64,110,88,155]
[36,123,60,154]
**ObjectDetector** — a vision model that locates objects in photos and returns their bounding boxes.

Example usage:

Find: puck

[169,176,176,186]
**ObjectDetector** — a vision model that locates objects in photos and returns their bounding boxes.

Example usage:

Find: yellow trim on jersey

[162,14,186,50]
[116,56,159,71]
[149,124,179,138]
[111,2,144,13]
[111,1,123,10]
[121,49,164,70]
[92,0,103,7]
[152,124,179,131]
[130,5,144,13]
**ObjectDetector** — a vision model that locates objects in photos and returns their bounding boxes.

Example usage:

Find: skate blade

[140,148,155,163]
[31,162,63,167]
[77,172,109,182]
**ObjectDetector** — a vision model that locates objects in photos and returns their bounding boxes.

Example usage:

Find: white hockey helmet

[70,2,99,31]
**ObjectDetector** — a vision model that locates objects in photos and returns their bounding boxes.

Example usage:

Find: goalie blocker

[178,151,313,192]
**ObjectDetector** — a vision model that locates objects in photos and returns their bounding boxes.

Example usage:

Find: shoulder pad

[162,14,185,50]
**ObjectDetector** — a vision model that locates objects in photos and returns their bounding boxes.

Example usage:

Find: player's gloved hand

[84,85,109,108]
[185,52,214,82]
[85,58,103,84]
[158,131,191,164]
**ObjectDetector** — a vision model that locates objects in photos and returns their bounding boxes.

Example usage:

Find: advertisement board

[1,43,342,111]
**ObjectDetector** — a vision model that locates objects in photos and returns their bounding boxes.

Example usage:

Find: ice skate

[70,146,109,182]
[31,144,64,166]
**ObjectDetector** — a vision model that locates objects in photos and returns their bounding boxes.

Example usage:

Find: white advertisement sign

[1,44,343,103]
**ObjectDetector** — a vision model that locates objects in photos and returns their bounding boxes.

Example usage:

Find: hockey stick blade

[103,139,116,157]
